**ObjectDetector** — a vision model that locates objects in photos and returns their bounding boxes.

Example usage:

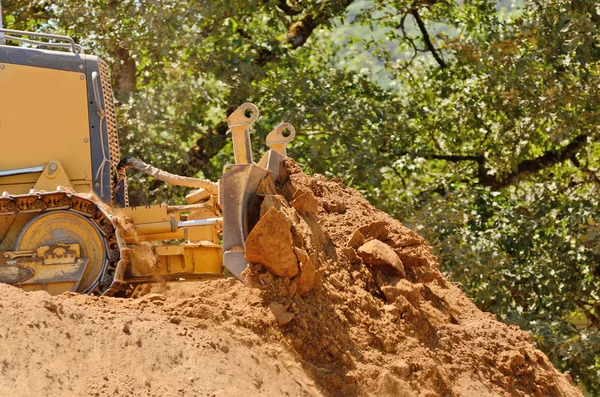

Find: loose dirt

[0,159,583,397]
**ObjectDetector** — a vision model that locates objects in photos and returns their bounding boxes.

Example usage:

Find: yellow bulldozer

[0,28,296,296]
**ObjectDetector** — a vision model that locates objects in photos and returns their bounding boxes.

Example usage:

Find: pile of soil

[0,160,582,397]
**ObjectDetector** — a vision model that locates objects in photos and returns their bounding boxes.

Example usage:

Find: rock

[294,248,316,295]
[259,195,289,217]
[142,293,166,302]
[268,302,295,326]
[382,304,400,317]
[287,279,298,298]
[390,360,411,379]
[245,208,299,278]
[347,230,365,249]
[292,338,303,350]
[395,279,421,303]
[357,221,389,241]
[328,274,346,291]
[256,174,278,195]
[43,300,59,313]
[342,247,360,263]
[291,190,319,215]
[380,285,400,303]
[357,239,406,277]
[323,199,346,213]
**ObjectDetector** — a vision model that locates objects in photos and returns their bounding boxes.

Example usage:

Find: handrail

[0,166,45,178]
[0,28,83,54]
[0,3,4,45]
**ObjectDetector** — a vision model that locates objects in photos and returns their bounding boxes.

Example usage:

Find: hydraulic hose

[116,156,218,194]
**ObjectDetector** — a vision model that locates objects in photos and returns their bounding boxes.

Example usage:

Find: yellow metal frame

[0,63,93,194]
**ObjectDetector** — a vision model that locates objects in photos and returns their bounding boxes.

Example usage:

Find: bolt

[94,182,100,188]
[84,138,89,143]
[49,163,58,172]
[79,64,84,70]
[80,75,85,80]
[0,64,4,69]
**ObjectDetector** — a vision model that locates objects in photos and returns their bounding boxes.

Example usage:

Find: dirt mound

[0,159,582,397]
[0,281,321,397]
[241,159,581,397]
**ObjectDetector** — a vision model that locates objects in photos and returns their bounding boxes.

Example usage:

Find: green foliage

[3,0,600,392]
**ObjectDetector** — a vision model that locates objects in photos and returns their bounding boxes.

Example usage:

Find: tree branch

[480,134,589,190]
[409,6,447,69]
[109,44,137,96]
[429,153,482,162]
[276,0,303,16]
[570,155,600,187]
[282,0,354,50]
[396,134,590,190]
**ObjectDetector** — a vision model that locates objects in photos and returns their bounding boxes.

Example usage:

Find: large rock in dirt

[357,239,406,277]
[245,208,299,278]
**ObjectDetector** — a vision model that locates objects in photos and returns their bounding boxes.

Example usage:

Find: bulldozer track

[0,190,125,295]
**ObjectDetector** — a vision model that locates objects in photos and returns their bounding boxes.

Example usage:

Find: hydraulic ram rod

[135,218,223,236]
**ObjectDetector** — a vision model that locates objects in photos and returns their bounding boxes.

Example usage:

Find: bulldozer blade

[221,163,268,280]
[258,149,285,181]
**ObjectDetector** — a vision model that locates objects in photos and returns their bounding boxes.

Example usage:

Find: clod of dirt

[293,247,316,295]
[291,189,319,215]
[245,207,299,277]
[357,239,406,277]
[269,302,295,326]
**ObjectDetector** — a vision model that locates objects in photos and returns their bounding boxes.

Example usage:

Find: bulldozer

[0,27,296,296]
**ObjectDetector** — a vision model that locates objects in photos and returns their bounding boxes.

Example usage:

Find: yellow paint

[2,254,88,294]
[187,207,220,243]
[135,221,177,235]
[227,103,258,165]
[185,188,211,204]
[130,230,186,243]
[0,63,92,192]
[33,161,73,191]
[126,243,222,281]
[123,204,179,224]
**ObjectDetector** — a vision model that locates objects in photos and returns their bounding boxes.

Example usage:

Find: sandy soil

[0,160,583,397]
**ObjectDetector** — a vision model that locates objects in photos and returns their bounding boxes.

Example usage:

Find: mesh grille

[98,59,127,205]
